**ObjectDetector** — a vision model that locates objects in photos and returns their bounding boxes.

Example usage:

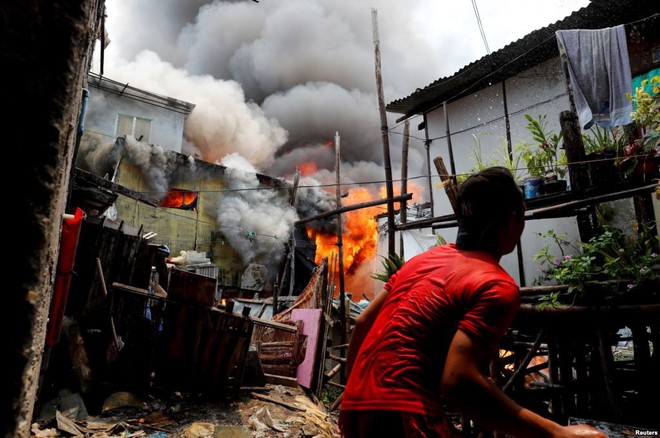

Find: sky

[92,0,591,195]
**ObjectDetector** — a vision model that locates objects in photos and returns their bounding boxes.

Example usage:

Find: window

[158,188,198,210]
[117,114,152,142]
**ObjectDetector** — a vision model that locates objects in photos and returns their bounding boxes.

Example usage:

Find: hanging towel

[556,25,633,130]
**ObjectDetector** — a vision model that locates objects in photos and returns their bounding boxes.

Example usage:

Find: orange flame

[309,187,379,300]
[158,188,198,210]
[307,181,425,301]
[298,161,318,176]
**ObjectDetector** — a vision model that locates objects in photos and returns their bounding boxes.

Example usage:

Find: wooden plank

[249,316,298,333]
[250,392,306,412]
[263,373,300,388]
[112,282,151,296]
[74,167,159,206]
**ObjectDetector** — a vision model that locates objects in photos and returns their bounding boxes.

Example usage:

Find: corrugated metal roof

[387,0,659,121]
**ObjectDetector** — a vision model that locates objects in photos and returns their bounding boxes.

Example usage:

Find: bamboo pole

[295,193,412,226]
[400,120,409,259]
[443,102,458,188]
[371,8,396,257]
[433,156,459,214]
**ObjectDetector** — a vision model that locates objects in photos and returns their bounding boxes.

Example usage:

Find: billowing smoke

[76,132,118,177]
[96,0,590,187]
[77,134,197,200]
[94,0,441,188]
[217,154,304,271]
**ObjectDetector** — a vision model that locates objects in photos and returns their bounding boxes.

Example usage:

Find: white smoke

[217,154,301,270]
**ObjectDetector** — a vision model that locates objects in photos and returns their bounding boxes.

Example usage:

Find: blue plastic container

[524,178,543,199]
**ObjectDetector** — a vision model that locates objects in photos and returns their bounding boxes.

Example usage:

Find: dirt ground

[30,384,341,438]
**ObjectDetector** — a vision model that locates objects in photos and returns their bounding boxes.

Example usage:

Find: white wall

[380,56,657,289]
[85,87,188,153]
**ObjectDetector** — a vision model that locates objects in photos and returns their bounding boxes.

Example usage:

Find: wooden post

[334,132,347,356]
[372,8,396,257]
[288,234,296,296]
[559,110,588,196]
[314,258,330,397]
[400,120,409,258]
[558,46,578,115]
[443,102,458,186]
[289,169,301,205]
[596,331,623,419]
[423,114,435,216]
[433,156,459,215]
[272,273,279,317]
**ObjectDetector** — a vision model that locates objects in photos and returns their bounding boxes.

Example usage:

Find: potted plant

[582,125,626,190]
[519,114,568,197]
[533,220,660,307]
[624,75,660,183]
[458,135,525,190]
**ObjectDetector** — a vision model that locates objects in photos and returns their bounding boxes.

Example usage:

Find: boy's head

[455,166,525,255]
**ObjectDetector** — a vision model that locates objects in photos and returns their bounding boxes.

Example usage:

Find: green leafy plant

[320,385,343,407]
[582,125,626,156]
[371,253,406,283]
[457,136,525,184]
[495,140,526,183]
[627,75,660,151]
[457,135,495,183]
[520,114,567,180]
[533,221,660,307]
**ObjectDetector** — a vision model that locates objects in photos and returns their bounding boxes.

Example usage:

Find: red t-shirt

[341,243,520,416]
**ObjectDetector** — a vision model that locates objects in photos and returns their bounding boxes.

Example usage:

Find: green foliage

[533,220,660,307]
[436,234,447,246]
[457,135,493,184]
[494,141,526,182]
[457,136,525,183]
[519,114,567,179]
[371,253,406,283]
[627,75,660,150]
[320,385,343,407]
[582,125,626,156]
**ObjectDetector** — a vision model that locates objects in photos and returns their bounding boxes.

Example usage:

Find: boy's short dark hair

[456,166,525,250]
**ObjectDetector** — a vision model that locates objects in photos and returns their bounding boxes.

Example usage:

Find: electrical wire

[471,0,491,55]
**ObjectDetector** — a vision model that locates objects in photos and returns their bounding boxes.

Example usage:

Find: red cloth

[341,243,520,416]
[46,208,84,346]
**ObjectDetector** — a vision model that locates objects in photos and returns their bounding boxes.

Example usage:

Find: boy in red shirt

[339,167,606,437]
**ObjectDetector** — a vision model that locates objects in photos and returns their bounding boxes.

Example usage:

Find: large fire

[308,182,424,302]
[158,188,198,210]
